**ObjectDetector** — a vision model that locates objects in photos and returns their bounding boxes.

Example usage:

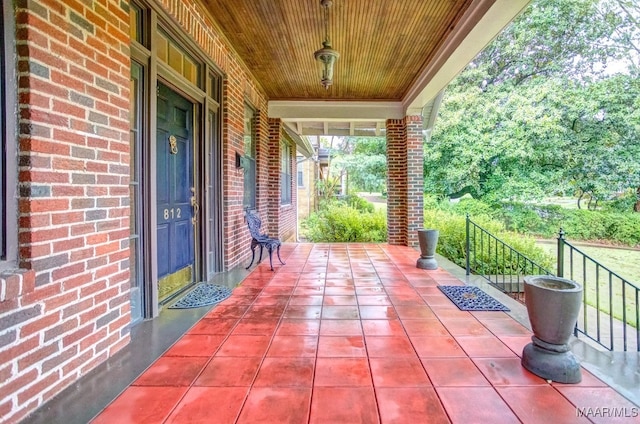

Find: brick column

[266,118,297,242]
[386,120,407,245]
[406,115,424,247]
[267,118,282,236]
[386,116,423,246]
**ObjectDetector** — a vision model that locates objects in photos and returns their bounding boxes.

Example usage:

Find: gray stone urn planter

[522,275,583,383]
[416,229,439,270]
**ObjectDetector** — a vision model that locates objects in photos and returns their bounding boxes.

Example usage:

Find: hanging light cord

[321,0,331,45]
[323,1,329,44]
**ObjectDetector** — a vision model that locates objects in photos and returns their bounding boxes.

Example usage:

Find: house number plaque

[163,207,182,220]
[169,135,178,155]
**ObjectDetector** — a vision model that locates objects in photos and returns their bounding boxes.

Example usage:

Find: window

[243,105,256,209]
[1,0,16,264]
[207,72,220,100]
[156,29,200,85]
[297,169,304,187]
[280,142,291,205]
[129,2,143,45]
[0,1,5,259]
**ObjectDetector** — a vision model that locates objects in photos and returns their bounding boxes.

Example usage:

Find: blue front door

[156,84,195,300]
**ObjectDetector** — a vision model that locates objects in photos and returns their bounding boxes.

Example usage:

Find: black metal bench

[245,209,285,271]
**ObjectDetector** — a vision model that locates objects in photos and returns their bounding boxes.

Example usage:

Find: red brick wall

[267,119,282,235]
[153,0,271,268]
[220,73,270,269]
[405,115,424,247]
[267,118,297,243]
[254,107,271,219]
[386,116,424,246]
[1,0,131,422]
[1,0,283,421]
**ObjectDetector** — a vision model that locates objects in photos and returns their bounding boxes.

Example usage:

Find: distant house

[296,154,317,227]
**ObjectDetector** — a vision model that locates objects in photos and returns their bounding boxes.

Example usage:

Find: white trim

[403,0,531,114]
[268,100,404,121]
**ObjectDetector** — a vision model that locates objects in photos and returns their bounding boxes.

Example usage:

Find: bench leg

[267,247,274,271]
[276,244,285,265]
[246,244,257,270]
[257,244,264,264]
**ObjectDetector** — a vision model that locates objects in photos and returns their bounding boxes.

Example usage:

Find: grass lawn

[537,241,640,285]
[537,241,639,328]
[538,196,581,209]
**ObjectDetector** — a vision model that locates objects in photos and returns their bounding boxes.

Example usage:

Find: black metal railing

[465,215,553,303]
[465,215,640,352]
[558,230,639,352]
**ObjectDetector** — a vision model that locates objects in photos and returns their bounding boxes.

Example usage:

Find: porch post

[386,115,423,246]
[268,118,282,236]
[406,115,424,247]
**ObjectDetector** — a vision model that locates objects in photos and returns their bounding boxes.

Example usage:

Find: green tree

[427,0,640,210]
[333,137,387,193]
[555,73,640,208]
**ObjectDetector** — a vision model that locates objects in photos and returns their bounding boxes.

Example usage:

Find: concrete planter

[522,275,583,383]
[416,229,439,270]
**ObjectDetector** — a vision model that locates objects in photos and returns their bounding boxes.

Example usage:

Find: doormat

[438,285,510,311]
[169,283,233,309]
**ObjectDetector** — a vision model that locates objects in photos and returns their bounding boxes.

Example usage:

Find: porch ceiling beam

[268,101,404,122]
[403,0,531,115]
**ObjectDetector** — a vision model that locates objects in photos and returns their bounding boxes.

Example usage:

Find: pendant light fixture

[314,0,339,89]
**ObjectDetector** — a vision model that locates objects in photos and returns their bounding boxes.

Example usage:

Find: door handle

[190,187,199,224]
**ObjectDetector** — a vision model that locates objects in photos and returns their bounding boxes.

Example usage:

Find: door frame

[149,76,204,314]
[130,2,225,319]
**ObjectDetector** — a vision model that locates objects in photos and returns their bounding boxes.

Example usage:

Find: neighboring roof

[283,125,315,158]
[317,148,331,167]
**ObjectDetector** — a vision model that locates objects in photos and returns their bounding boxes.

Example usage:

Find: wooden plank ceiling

[202,0,473,101]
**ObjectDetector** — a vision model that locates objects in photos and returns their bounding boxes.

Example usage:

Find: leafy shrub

[423,195,444,211]
[604,214,640,245]
[604,189,638,213]
[495,202,564,237]
[301,201,386,242]
[450,197,497,218]
[424,208,554,274]
[459,200,640,247]
[342,194,375,213]
[559,209,608,241]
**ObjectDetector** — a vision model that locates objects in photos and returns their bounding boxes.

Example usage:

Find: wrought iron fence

[465,215,639,352]
[557,230,639,352]
[465,215,553,303]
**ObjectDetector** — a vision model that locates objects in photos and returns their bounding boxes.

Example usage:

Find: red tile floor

[92,244,638,424]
